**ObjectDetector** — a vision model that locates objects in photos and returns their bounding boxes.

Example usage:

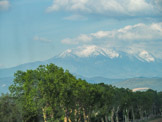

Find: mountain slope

[112,77,162,91]
[1,45,162,79]
[0,61,45,78]
[46,46,162,79]
[0,45,162,93]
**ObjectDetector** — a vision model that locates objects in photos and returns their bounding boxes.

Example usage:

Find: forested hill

[0,64,162,122]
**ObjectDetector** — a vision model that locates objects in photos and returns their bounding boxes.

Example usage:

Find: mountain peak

[57,45,156,63]
[58,45,119,58]
[138,50,155,62]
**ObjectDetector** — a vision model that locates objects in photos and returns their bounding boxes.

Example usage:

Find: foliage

[0,63,161,122]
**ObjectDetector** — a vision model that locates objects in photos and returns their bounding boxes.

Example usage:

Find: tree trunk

[131,107,135,122]
[115,115,119,122]
[115,106,120,122]
[88,111,91,122]
[139,109,143,121]
[111,107,115,122]
[78,107,81,122]
[101,118,104,122]
[50,110,54,121]
[42,107,47,122]
[64,109,68,122]
[105,115,108,122]
[68,109,72,122]
[74,109,77,122]
[83,108,88,122]
[68,118,72,122]
[125,109,129,122]
[64,116,68,122]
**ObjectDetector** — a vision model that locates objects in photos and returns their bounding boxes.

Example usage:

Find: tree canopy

[0,63,161,122]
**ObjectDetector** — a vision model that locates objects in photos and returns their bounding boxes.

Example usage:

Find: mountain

[74,74,123,84]
[1,45,162,79]
[112,77,162,91]
[0,45,162,93]
[0,61,45,78]
[74,75,162,91]
[46,45,162,79]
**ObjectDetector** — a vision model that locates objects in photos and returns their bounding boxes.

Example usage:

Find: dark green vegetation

[1,76,162,94]
[0,64,162,122]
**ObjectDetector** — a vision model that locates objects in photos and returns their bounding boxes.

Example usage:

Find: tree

[7,63,162,122]
[0,93,23,122]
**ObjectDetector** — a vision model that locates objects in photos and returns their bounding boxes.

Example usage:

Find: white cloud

[46,0,161,17]
[127,0,151,12]
[90,23,162,41]
[61,22,162,59]
[0,0,10,11]
[91,31,114,38]
[78,34,92,42]
[116,23,162,40]
[33,36,52,43]
[47,0,91,13]
[64,14,87,21]
[62,34,92,44]
[62,22,162,44]
[61,38,75,44]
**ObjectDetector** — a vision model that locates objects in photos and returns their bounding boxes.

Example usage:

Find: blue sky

[0,0,162,68]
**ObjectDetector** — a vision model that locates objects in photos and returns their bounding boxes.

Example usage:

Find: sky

[0,0,162,68]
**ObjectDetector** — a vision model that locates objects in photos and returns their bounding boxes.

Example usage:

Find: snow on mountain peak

[59,49,72,57]
[74,45,98,57]
[138,50,155,62]
[59,45,119,58]
[58,46,155,62]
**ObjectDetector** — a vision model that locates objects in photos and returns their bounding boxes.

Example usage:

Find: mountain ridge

[57,45,156,63]
[0,46,162,79]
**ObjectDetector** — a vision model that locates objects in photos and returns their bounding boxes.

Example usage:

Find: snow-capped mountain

[0,45,162,93]
[46,45,161,78]
[0,45,161,79]
[59,45,119,59]
[57,45,155,63]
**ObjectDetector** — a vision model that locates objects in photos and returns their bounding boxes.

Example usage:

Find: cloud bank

[61,22,162,59]
[62,22,162,44]
[47,0,162,17]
